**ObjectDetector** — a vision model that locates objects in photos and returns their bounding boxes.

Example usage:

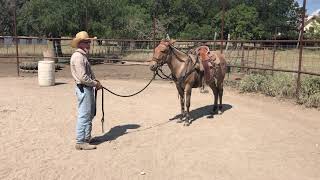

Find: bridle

[151,45,172,70]
[151,45,199,85]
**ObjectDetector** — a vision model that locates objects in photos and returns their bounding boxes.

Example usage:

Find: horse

[149,39,227,126]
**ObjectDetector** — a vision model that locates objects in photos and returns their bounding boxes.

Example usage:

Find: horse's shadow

[170,104,233,124]
[90,124,140,145]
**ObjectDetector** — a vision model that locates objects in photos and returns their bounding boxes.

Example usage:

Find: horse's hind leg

[184,86,192,126]
[218,84,224,114]
[209,83,218,114]
[177,88,186,123]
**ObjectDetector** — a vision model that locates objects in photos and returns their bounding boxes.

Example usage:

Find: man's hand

[95,80,103,90]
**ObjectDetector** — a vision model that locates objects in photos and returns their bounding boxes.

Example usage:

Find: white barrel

[38,61,55,86]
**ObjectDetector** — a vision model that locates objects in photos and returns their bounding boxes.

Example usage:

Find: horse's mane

[170,45,190,62]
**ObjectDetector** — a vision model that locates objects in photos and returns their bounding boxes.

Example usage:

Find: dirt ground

[0,62,320,180]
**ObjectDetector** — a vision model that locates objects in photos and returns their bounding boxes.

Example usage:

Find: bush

[236,73,320,108]
[299,76,320,108]
[19,62,64,71]
[261,73,295,97]
[19,62,38,70]
[239,74,266,92]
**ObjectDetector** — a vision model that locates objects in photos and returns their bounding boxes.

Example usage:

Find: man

[70,31,102,150]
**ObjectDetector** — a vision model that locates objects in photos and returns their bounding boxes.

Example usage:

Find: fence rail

[1,38,319,75]
[1,37,320,97]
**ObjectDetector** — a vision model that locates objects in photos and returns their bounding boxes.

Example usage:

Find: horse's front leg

[184,85,192,126]
[209,82,218,114]
[177,87,186,123]
[218,83,224,114]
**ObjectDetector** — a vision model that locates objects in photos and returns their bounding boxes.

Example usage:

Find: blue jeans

[75,85,96,144]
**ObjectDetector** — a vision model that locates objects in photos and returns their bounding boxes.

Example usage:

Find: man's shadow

[91,124,140,145]
[170,104,233,124]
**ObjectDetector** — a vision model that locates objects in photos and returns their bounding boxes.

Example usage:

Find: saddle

[191,54,219,81]
[188,46,225,88]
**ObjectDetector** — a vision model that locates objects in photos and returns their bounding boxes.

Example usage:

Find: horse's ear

[169,39,176,45]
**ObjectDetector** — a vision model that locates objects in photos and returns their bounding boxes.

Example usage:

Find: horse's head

[149,39,176,71]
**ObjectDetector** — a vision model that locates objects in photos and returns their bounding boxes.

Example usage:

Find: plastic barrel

[38,61,55,86]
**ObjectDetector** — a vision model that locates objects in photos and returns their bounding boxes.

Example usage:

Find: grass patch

[232,72,320,108]
[261,73,295,97]
[239,73,267,93]
[298,76,320,108]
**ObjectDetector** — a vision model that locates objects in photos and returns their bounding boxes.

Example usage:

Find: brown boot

[75,143,97,150]
[85,137,100,144]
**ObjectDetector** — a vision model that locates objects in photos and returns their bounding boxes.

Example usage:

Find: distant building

[304,9,320,33]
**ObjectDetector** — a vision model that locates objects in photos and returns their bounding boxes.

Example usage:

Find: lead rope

[101,88,104,133]
[101,71,156,97]
[98,71,157,133]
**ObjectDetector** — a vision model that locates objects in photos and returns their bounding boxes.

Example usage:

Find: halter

[151,45,199,87]
[151,46,172,69]
[151,45,189,69]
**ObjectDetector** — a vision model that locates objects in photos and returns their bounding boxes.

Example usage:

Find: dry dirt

[0,63,320,180]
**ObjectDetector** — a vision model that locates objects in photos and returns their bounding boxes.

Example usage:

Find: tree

[224,4,261,40]
[0,0,26,35]
[8,0,302,41]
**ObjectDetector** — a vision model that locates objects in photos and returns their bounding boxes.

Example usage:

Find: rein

[101,71,156,98]
[156,66,173,80]
[96,71,156,133]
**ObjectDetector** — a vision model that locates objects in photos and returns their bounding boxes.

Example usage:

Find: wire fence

[0,0,319,98]
[1,37,319,75]
[0,36,320,99]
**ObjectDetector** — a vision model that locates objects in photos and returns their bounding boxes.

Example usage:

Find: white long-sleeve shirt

[70,48,97,87]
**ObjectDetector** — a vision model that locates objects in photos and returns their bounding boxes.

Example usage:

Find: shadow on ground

[55,82,68,86]
[170,104,233,124]
[91,124,140,145]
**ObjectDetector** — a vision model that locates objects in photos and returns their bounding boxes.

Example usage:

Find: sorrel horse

[150,39,226,126]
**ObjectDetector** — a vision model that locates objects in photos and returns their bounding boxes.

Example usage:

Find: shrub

[239,74,266,92]
[261,73,295,97]
[19,62,63,71]
[299,76,320,108]
[229,72,320,108]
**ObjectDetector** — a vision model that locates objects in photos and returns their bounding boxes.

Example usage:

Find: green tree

[224,4,261,40]
[0,0,26,35]
[9,0,302,41]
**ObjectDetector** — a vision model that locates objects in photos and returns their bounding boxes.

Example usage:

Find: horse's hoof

[177,119,184,123]
[183,122,190,126]
[218,110,223,115]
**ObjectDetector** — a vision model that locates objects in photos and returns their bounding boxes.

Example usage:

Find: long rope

[98,71,157,133]
[101,88,105,133]
[101,71,156,98]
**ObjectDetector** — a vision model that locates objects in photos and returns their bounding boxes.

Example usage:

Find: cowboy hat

[71,31,97,48]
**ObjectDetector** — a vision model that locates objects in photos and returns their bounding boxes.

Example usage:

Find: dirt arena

[0,63,320,180]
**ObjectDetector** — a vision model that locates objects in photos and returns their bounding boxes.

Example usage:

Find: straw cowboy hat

[71,31,97,48]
